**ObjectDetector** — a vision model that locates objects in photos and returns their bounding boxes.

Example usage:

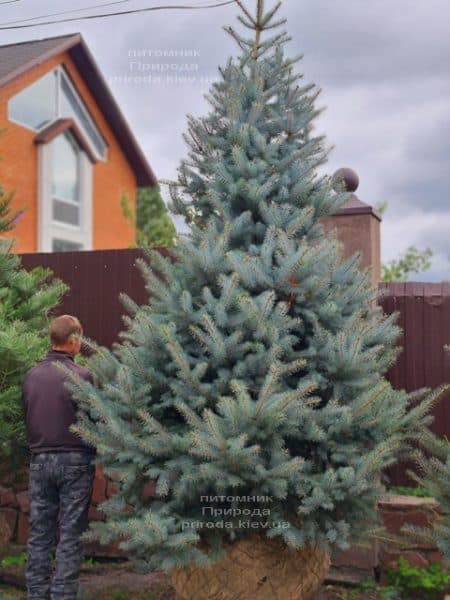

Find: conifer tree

[400,345,450,563]
[0,186,67,470]
[136,186,177,248]
[66,0,443,572]
[120,186,177,248]
[0,183,20,232]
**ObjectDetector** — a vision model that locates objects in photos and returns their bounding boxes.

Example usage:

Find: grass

[0,586,26,600]
[0,581,401,600]
[0,586,175,600]
[0,552,27,568]
[0,551,127,570]
[0,558,175,600]
[76,580,175,600]
[385,485,433,498]
[0,551,438,599]
[82,557,101,568]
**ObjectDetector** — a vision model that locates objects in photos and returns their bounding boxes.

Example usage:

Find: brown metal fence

[21,248,153,349]
[379,282,450,437]
[19,250,450,486]
[379,282,450,485]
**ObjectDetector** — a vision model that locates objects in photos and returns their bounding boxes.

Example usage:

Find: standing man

[22,315,97,600]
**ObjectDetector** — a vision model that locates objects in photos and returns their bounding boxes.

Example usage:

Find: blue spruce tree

[66,0,444,592]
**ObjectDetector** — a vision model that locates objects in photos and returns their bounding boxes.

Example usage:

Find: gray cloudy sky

[1,0,449,280]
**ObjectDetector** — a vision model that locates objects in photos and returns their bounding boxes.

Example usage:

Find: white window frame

[7,70,57,133]
[7,66,108,162]
[58,66,108,161]
[37,132,93,253]
[51,131,81,229]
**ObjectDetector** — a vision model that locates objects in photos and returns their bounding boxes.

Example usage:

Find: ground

[0,558,392,600]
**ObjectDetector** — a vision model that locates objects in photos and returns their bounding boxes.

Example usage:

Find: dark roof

[0,33,157,186]
[335,194,382,221]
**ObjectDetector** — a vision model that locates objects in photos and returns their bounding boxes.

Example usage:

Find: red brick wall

[0,463,156,556]
[377,494,445,576]
[0,50,137,252]
[0,479,447,570]
[332,494,447,579]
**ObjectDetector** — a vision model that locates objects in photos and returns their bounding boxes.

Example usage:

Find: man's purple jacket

[22,349,96,456]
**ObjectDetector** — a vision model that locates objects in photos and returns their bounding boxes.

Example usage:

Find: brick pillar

[322,168,382,286]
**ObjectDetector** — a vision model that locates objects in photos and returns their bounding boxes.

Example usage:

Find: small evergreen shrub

[385,557,450,600]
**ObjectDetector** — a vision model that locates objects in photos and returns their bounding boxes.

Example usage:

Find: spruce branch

[137,409,172,444]
[237,14,256,30]
[253,0,264,57]
[260,0,282,28]
[234,0,256,25]
[255,361,282,417]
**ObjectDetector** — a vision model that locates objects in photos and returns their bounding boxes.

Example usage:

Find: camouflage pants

[26,451,95,600]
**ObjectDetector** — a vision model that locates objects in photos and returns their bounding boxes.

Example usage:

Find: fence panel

[20,248,152,348]
[19,250,450,486]
[380,283,450,485]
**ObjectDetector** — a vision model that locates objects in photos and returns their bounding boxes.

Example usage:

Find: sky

[0,0,449,281]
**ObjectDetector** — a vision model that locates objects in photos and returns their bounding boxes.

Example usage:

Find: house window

[37,132,93,253]
[52,239,83,252]
[7,66,107,161]
[59,72,107,159]
[8,70,57,130]
[51,133,80,226]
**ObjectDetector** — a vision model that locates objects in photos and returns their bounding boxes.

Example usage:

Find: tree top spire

[224,0,288,60]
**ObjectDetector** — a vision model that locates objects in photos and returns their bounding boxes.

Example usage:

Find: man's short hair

[50,315,83,346]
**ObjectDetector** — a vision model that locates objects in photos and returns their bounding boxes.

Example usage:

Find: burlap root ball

[171,534,331,600]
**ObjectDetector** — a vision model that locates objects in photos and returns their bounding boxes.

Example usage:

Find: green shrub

[82,557,100,567]
[110,591,130,600]
[385,556,450,599]
[0,551,27,567]
[387,485,433,498]
[358,576,400,599]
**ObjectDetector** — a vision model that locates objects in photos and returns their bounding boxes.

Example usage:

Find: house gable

[0,36,154,253]
[0,33,156,186]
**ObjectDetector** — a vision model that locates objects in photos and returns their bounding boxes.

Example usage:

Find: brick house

[0,33,157,253]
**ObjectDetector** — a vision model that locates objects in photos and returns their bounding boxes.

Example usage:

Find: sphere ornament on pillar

[332,167,359,193]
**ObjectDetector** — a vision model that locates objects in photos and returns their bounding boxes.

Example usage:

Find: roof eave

[0,33,81,89]
[69,38,157,187]
[35,117,98,163]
